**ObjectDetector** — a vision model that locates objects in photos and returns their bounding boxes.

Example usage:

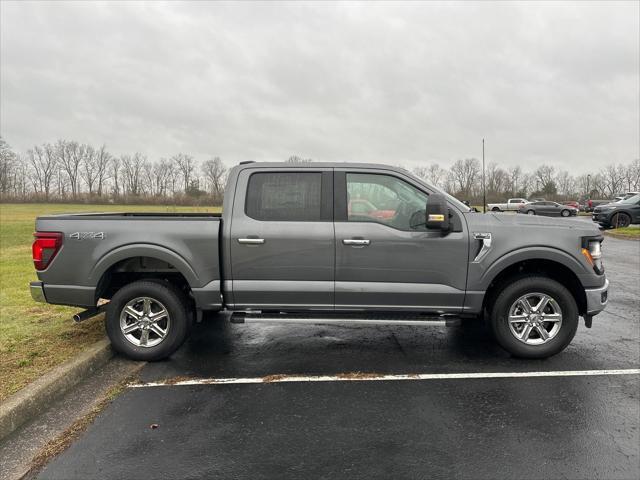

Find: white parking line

[129,368,640,388]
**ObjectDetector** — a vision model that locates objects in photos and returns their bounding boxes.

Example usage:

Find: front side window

[246,172,322,221]
[346,173,429,230]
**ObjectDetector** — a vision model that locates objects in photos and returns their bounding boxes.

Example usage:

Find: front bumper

[30,281,46,303]
[592,211,612,224]
[585,278,609,316]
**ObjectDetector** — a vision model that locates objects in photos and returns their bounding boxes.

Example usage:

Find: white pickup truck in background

[487,198,530,212]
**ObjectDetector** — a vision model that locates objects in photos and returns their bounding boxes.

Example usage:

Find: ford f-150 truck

[30,162,609,360]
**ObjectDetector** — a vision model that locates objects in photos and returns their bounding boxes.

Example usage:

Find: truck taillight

[32,232,63,270]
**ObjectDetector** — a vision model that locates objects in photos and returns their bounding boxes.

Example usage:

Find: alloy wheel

[508,292,563,345]
[119,296,171,347]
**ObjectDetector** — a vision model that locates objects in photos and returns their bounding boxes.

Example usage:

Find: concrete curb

[0,338,113,441]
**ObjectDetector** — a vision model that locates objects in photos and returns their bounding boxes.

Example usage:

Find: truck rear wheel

[106,280,191,361]
[489,276,578,359]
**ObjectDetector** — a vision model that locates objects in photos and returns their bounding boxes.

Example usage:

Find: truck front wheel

[489,277,578,358]
[106,280,191,361]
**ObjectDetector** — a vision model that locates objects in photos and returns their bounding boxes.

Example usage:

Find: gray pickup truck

[31,162,609,360]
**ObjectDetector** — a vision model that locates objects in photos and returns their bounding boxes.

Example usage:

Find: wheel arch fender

[89,244,199,288]
[478,247,591,316]
[479,246,589,291]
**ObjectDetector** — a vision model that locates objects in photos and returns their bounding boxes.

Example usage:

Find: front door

[334,169,469,313]
[229,168,334,310]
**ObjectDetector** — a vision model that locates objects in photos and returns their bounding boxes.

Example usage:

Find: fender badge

[70,232,105,240]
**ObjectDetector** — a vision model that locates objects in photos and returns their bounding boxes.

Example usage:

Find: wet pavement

[36,236,640,479]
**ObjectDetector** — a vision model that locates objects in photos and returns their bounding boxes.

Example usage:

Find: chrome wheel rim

[508,292,562,345]
[562,210,569,217]
[119,297,170,348]
[527,210,535,215]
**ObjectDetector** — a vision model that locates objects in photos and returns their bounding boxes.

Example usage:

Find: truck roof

[234,161,407,171]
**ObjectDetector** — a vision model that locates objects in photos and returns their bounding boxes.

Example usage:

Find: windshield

[619,194,640,204]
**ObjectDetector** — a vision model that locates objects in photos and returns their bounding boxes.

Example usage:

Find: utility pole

[587,174,591,197]
[482,138,486,213]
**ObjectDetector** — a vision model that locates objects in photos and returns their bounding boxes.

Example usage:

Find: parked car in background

[617,192,640,202]
[518,201,578,217]
[586,199,612,212]
[487,198,529,212]
[592,194,640,228]
[562,201,580,210]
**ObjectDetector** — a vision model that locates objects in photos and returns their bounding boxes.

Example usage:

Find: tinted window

[346,173,428,231]
[246,172,322,221]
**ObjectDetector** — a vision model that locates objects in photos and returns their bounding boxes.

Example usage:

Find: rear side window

[246,172,322,221]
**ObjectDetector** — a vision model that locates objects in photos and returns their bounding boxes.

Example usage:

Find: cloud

[1,1,638,173]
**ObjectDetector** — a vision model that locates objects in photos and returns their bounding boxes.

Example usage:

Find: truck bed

[34,213,222,309]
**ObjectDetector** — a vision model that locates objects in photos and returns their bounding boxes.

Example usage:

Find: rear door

[334,168,469,312]
[228,168,334,310]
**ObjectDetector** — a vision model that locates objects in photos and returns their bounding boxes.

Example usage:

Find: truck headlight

[581,238,604,274]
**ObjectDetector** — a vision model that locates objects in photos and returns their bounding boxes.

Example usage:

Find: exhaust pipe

[73,305,106,323]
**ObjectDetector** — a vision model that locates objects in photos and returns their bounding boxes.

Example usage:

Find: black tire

[106,280,192,361]
[561,209,570,217]
[526,210,535,215]
[492,207,501,212]
[610,212,631,228]
[489,276,578,359]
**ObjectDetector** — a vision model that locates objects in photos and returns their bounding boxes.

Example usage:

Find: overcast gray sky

[1,1,638,173]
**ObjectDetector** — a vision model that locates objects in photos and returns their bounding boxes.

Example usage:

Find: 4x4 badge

[70,232,105,240]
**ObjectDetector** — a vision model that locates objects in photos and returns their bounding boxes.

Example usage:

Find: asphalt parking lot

[35,233,640,480]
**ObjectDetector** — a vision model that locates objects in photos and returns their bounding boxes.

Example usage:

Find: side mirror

[426,193,450,231]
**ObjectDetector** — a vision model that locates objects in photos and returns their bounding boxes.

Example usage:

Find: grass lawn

[0,203,221,401]
[605,225,640,239]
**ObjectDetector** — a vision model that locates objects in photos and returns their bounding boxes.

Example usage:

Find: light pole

[482,139,486,213]
[587,174,591,197]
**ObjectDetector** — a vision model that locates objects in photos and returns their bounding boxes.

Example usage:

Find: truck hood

[465,212,602,235]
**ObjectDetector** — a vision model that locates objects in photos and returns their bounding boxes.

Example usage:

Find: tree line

[0,137,638,205]
[412,158,640,204]
[0,137,227,205]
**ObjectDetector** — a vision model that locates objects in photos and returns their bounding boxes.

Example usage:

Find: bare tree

[626,159,640,191]
[173,153,195,193]
[152,158,171,196]
[602,164,625,196]
[121,153,146,196]
[57,140,85,198]
[28,144,57,199]
[286,155,313,163]
[485,162,508,195]
[507,166,522,196]
[427,163,446,187]
[12,155,29,197]
[0,137,16,194]
[555,170,576,196]
[533,164,556,194]
[412,166,428,180]
[110,155,122,197]
[449,158,481,197]
[201,157,227,197]
[94,145,111,196]
[80,145,99,195]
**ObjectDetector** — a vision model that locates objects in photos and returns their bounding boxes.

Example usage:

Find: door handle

[343,239,370,246]
[238,238,265,245]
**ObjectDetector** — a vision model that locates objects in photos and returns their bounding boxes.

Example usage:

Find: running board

[230,313,461,327]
